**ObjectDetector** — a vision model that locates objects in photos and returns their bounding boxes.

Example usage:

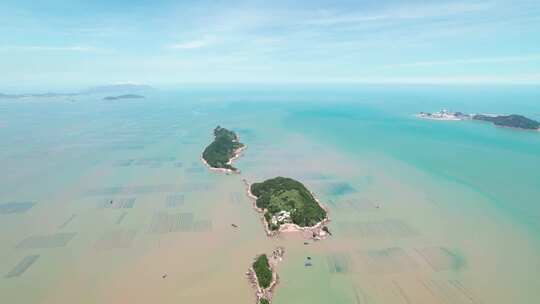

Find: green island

[202,126,245,172]
[473,114,540,130]
[253,254,273,289]
[250,177,327,231]
[247,247,284,304]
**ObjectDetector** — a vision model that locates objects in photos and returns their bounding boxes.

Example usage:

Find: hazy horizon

[1,2,540,304]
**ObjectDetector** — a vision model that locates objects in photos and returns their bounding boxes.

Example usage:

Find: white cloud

[170,36,215,50]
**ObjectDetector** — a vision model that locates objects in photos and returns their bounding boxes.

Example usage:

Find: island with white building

[245,177,330,240]
[417,109,471,121]
[417,110,540,130]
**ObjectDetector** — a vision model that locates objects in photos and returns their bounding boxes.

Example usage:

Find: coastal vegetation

[251,177,327,230]
[418,110,540,130]
[247,248,284,304]
[473,114,540,130]
[253,254,273,289]
[202,126,245,171]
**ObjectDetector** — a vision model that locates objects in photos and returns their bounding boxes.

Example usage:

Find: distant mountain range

[0,92,78,99]
[0,83,154,100]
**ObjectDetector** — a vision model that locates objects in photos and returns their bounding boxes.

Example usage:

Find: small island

[103,94,145,100]
[418,110,540,131]
[0,92,79,99]
[246,177,330,239]
[246,247,284,304]
[202,126,246,173]
[473,114,540,130]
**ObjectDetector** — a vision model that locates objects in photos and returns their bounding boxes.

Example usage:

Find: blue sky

[1,0,540,89]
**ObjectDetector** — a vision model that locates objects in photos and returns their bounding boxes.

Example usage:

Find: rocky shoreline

[243,179,331,240]
[201,143,246,174]
[246,247,285,304]
[417,110,540,130]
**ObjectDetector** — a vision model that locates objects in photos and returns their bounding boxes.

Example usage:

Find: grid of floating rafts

[148,212,212,234]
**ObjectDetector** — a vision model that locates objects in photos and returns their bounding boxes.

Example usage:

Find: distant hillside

[0,84,153,101]
[473,114,540,130]
[0,92,78,99]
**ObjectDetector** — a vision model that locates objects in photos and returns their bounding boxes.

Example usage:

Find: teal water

[280,86,540,236]
[0,85,539,303]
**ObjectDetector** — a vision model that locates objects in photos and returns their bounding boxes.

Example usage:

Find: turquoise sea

[0,85,539,303]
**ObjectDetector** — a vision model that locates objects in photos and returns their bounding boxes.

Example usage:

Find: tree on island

[253,254,273,289]
[202,126,245,171]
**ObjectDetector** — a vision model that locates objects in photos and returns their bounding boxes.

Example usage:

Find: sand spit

[243,179,331,240]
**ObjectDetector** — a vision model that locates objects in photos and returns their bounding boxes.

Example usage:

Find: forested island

[254,254,273,289]
[473,114,540,130]
[246,247,284,304]
[103,94,145,100]
[202,126,246,173]
[247,177,330,238]
[418,110,540,131]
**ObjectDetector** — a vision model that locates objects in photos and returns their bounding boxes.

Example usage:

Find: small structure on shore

[246,176,331,240]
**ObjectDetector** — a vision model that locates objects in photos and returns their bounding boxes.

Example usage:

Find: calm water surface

[0,85,539,303]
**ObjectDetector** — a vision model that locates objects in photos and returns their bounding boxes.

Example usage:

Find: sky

[1,0,540,90]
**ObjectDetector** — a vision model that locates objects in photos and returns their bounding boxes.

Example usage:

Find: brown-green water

[1,86,539,303]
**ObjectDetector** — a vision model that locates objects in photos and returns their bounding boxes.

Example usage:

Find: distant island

[473,114,540,130]
[103,94,145,100]
[246,247,284,304]
[0,92,78,99]
[418,109,540,131]
[201,126,246,173]
[0,83,154,101]
[246,177,330,239]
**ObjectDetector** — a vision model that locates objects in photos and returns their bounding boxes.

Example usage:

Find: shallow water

[0,86,539,303]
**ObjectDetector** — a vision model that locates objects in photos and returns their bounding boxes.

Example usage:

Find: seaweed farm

[1,89,540,304]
